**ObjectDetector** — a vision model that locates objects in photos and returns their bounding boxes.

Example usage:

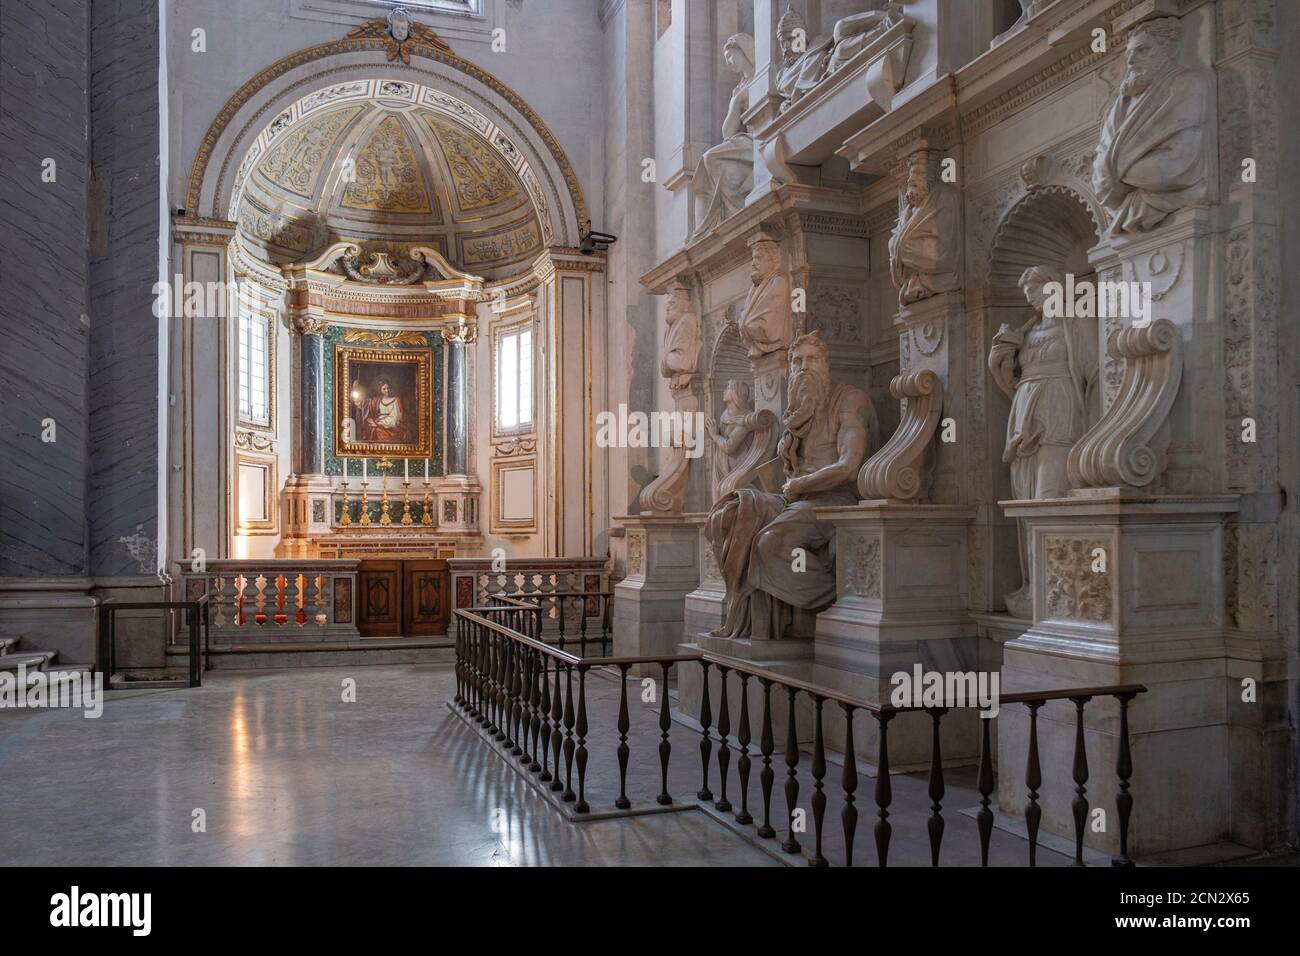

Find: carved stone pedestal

[435,474,482,534]
[279,474,335,558]
[613,514,702,676]
[997,490,1241,857]
[812,503,983,768]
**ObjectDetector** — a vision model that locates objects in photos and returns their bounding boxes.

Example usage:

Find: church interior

[1,0,1299,886]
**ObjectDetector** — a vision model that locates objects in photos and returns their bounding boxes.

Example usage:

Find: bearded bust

[1093,16,1211,233]
[888,154,960,305]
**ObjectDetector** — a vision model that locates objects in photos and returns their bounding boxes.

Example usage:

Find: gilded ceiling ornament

[342,116,432,213]
[426,115,521,210]
[346,8,452,65]
[342,328,430,347]
[260,106,361,196]
[340,250,428,285]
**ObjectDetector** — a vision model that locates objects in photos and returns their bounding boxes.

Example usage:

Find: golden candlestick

[401,481,414,525]
[339,478,352,526]
[379,481,393,526]
[421,478,434,526]
[359,481,373,526]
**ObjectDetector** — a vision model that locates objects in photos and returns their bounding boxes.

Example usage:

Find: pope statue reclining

[704,330,875,641]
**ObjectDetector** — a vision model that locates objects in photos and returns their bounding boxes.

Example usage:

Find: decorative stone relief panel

[807,283,865,346]
[1225,523,1277,633]
[840,529,882,599]
[627,531,646,577]
[1043,536,1112,624]
[1223,226,1279,492]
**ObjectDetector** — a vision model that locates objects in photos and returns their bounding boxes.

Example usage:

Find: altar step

[164,636,455,671]
[0,636,92,678]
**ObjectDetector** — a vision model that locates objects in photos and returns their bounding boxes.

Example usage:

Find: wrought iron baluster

[1025,701,1042,866]
[841,703,858,867]
[656,662,673,805]
[927,708,947,866]
[810,695,827,867]
[616,663,631,809]
[874,710,894,867]
[1071,696,1092,866]
[561,664,576,801]
[757,678,776,839]
[977,711,994,866]
[782,686,801,854]
[548,656,564,792]
[574,665,590,813]
[716,666,732,812]
[697,661,713,801]
[735,673,753,825]
[1114,692,1136,867]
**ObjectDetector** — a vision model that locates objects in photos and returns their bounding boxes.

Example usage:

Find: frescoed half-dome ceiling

[237,98,543,279]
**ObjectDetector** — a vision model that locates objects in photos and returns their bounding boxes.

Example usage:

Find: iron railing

[452,605,1146,867]
[98,595,210,688]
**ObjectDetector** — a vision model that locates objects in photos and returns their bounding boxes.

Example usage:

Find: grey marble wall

[88,0,161,577]
[0,0,161,579]
[0,0,92,577]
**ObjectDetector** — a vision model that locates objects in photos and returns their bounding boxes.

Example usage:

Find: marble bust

[704,331,873,641]
[988,265,1098,618]
[738,237,794,360]
[691,34,755,240]
[888,154,960,305]
[1093,16,1211,234]
[660,282,700,391]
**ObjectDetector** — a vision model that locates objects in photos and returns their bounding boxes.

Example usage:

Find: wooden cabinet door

[357,561,403,637]
[404,560,450,636]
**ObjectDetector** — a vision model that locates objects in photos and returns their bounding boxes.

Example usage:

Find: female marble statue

[691,34,755,241]
[988,264,1098,617]
[706,379,776,500]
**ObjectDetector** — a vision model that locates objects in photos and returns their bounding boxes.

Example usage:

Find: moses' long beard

[779,365,831,471]
[1121,68,1153,97]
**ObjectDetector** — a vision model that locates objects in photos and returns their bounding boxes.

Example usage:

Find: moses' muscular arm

[784,394,869,499]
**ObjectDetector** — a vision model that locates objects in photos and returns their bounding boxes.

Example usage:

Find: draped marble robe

[888,180,960,304]
[738,251,794,359]
[1093,46,1211,232]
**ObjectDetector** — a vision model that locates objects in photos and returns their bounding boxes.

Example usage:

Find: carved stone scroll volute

[1067,319,1183,490]
[857,369,942,502]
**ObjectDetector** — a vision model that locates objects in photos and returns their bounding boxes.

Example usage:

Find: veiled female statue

[691,34,755,240]
[988,264,1098,618]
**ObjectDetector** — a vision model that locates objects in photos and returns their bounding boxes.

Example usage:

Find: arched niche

[701,317,754,506]
[184,37,588,251]
[987,186,1101,305]
[981,185,1102,606]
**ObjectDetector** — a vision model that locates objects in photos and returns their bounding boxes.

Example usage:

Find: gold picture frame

[334,345,434,459]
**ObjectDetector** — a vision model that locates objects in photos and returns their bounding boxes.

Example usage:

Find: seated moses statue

[705,331,874,641]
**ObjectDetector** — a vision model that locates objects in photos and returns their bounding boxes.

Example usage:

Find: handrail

[457,607,1143,714]
[99,594,211,688]
[451,606,1148,866]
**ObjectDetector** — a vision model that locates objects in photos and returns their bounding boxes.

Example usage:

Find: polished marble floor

[0,665,778,866]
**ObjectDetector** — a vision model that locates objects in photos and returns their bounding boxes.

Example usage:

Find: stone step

[0,651,56,673]
[166,637,454,670]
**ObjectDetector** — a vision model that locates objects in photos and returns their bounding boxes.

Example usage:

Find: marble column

[296,316,327,476]
[442,323,472,476]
